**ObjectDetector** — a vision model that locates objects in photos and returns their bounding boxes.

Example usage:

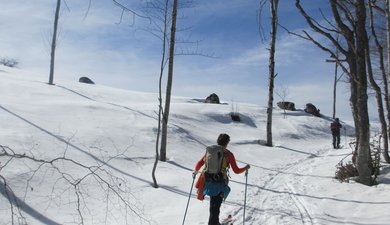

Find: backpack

[205,145,225,174]
[331,122,340,131]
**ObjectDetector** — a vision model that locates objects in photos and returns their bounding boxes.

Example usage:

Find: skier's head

[217,133,230,147]
[335,118,339,122]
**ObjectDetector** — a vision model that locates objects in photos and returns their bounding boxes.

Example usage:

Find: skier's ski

[220,214,234,225]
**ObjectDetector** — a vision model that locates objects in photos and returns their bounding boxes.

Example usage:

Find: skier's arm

[194,154,205,173]
[227,151,250,174]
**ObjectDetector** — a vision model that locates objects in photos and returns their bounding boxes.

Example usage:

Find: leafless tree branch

[0,145,149,224]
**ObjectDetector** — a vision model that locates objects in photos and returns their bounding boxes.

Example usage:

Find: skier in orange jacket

[193,133,250,225]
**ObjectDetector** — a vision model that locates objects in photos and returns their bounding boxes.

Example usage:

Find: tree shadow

[236,113,257,128]
[0,105,157,185]
[58,85,210,150]
[275,145,318,158]
[189,98,228,105]
[172,126,207,147]
[57,85,156,120]
[379,177,390,184]
[378,166,390,184]
[56,85,94,100]
[1,104,207,205]
[240,204,377,225]
[235,160,333,180]
[123,156,154,166]
[235,140,262,145]
[166,160,193,172]
[230,179,390,205]
[0,180,61,225]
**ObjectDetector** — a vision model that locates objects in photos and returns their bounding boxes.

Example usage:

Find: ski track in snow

[243,146,331,225]
[286,183,314,225]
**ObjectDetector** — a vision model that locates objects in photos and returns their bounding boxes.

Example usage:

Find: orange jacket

[194,149,247,200]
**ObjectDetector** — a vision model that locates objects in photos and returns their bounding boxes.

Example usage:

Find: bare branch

[370,0,386,14]
[112,0,150,20]
[295,0,349,56]
[257,0,268,42]
[109,0,152,26]
[319,8,340,33]
[0,145,149,224]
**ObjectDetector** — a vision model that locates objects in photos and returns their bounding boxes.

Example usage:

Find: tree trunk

[331,39,342,120]
[160,0,178,162]
[367,0,390,163]
[332,62,338,119]
[387,0,390,82]
[365,40,388,164]
[49,0,61,85]
[355,0,372,186]
[266,0,278,147]
[152,0,170,188]
[349,68,359,164]
[385,0,390,160]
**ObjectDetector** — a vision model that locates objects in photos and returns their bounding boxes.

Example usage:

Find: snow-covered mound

[1,66,389,225]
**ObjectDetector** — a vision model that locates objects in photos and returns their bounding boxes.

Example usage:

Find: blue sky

[1,0,374,121]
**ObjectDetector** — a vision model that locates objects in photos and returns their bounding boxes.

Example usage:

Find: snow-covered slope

[1,66,389,225]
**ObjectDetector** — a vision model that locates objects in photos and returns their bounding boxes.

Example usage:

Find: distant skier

[330,118,343,149]
[193,133,250,225]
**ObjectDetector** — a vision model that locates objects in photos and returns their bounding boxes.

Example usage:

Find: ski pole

[182,173,196,225]
[344,127,347,147]
[243,169,248,225]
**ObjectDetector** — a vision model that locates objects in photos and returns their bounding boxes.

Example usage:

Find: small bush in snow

[0,57,19,68]
[335,161,358,182]
[230,112,241,122]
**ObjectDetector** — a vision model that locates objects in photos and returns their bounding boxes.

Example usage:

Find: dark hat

[217,133,230,146]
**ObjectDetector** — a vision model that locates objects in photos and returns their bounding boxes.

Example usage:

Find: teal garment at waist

[203,181,231,199]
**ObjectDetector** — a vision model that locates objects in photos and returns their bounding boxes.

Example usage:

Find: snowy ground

[1,65,390,225]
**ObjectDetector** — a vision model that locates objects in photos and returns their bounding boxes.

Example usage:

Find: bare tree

[152,0,170,188]
[110,0,198,184]
[325,36,346,119]
[160,0,179,162]
[367,0,390,163]
[275,85,289,118]
[108,0,167,186]
[330,62,345,119]
[295,0,373,185]
[48,0,61,85]
[258,0,279,146]
[157,0,207,162]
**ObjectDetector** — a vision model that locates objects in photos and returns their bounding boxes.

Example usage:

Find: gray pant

[332,130,340,148]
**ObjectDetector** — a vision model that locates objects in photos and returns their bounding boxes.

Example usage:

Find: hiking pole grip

[243,169,248,225]
[182,174,196,225]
